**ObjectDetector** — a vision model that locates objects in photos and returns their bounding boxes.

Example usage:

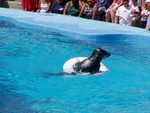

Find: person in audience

[63,0,81,16]
[97,0,109,20]
[129,0,142,11]
[141,2,150,28]
[37,0,51,13]
[115,0,132,25]
[130,0,142,27]
[21,0,39,11]
[50,0,66,14]
[48,0,57,11]
[105,0,123,23]
[142,0,150,10]
[130,0,140,17]
[79,0,99,19]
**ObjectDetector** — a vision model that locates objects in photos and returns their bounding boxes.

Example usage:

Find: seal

[73,48,111,74]
[42,48,111,77]
[63,57,109,75]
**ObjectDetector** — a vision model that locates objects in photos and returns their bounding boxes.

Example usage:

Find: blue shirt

[50,1,66,14]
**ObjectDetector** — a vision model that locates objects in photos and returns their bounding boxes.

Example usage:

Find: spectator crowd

[21,0,150,30]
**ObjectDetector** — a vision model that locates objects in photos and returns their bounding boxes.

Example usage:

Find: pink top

[115,0,122,4]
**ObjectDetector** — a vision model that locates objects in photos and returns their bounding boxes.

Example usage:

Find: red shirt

[21,0,39,11]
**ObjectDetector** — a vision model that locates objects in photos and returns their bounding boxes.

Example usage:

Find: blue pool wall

[0,8,150,37]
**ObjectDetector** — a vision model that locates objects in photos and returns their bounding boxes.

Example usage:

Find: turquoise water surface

[0,20,150,113]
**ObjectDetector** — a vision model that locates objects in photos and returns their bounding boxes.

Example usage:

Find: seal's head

[90,48,111,62]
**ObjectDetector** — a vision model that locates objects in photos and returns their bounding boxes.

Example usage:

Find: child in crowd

[130,0,140,18]
[21,0,39,11]
[130,0,141,27]
[141,2,150,28]
[79,0,99,20]
[37,0,50,13]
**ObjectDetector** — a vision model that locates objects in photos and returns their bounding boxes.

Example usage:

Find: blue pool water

[0,11,150,112]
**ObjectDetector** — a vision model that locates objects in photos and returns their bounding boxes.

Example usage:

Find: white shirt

[141,9,150,21]
[130,5,140,18]
[40,3,48,13]
[116,5,132,25]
